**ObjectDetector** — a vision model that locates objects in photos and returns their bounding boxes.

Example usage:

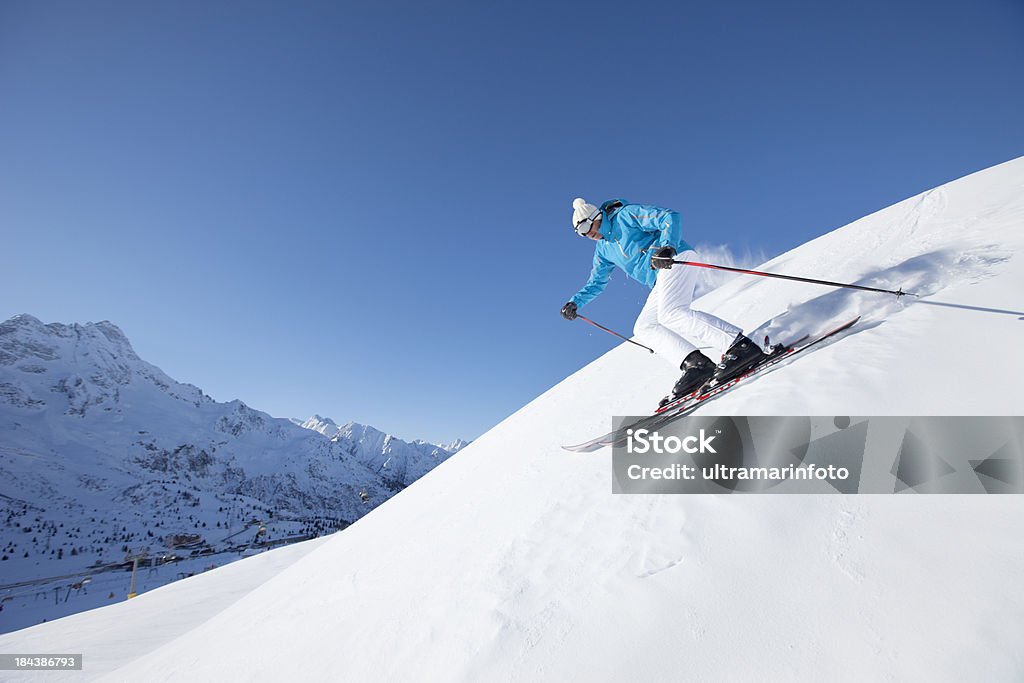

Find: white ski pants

[633,250,741,367]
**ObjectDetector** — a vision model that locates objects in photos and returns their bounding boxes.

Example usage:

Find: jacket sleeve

[617,204,683,250]
[571,249,614,308]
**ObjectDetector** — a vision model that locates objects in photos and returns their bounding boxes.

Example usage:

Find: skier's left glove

[651,246,677,270]
[560,302,578,321]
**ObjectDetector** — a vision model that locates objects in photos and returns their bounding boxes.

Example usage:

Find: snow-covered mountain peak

[0,313,210,414]
[2,314,135,355]
[295,415,463,485]
[300,414,340,434]
[0,313,45,334]
[436,438,471,453]
[89,320,136,353]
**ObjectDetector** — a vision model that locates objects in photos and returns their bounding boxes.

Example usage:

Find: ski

[651,332,810,416]
[561,316,860,452]
[643,315,861,425]
[560,333,809,453]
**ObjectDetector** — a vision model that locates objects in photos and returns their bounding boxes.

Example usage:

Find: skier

[561,198,767,404]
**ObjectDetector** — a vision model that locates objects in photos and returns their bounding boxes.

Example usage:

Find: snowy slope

[3,157,1024,681]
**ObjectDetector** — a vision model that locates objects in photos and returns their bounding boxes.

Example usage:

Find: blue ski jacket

[571,199,693,308]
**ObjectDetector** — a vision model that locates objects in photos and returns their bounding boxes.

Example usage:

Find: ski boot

[703,333,769,391]
[658,350,716,409]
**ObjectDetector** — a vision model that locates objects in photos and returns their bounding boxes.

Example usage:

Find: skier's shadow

[748,246,1023,341]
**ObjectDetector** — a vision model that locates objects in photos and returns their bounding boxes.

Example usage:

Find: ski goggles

[574,207,601,237]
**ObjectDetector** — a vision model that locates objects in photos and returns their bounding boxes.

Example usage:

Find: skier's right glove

[560,302,578,321]
[651,246,677,270]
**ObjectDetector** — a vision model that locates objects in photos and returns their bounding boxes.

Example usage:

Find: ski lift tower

[125,548,150,599]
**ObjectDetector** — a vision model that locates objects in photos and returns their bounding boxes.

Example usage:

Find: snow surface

[2,157,1024,680]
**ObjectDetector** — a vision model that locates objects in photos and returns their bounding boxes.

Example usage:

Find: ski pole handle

[577,315,655,354]
[672,260,915,297]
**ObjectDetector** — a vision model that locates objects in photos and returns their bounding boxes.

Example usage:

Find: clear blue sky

[2,1,1022,442]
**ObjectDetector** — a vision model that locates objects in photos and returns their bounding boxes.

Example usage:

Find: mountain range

[0,314,464,632]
